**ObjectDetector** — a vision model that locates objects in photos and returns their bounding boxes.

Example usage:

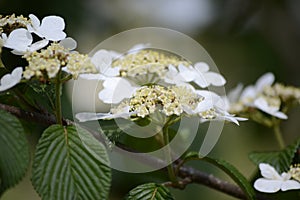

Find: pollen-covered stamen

[126,85,205,118]
[289,164,300,182]
[0,14,30,34]
[112,49,190,79]
[172,86,204,111]
[22,43,97,80]
[199,108,217,119]
[128,85,181,118]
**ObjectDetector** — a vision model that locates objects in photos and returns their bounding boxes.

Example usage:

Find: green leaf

[249,137,300,173]
[0,109,30,195]
[125,183,174,200]
[32,124,111,200]
[202,156,256,200]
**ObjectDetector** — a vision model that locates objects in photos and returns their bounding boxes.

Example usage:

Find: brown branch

[0,103,270,200]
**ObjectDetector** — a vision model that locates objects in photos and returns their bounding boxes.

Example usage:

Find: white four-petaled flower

[254,163,300,193]
[27,14,66,41]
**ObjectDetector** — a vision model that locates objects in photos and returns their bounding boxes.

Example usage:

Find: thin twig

[0,103,270,200]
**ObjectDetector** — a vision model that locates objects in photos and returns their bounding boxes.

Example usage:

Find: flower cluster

[254,163,300,193]
[224,73,295,121]
[76,45,245,125]
[0,14,97,92]
[23,43,96,80]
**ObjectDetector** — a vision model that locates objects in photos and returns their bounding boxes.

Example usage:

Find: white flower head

[254,163,300,193]
[0,67,23,92]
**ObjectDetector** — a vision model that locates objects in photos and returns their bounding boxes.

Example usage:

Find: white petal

[194,76,209,88]
[281,180,300,191]
[0,67,23,91]
[240,86,256,100]
[28,39,49,52]
[76,106,133,122]
[254,178,282,193]
[194,62,209,72]
[272,111,288,119]
[42,16,65,30]
[91,50,120,76]
[254,98,287,119]
[195,90,221,112]
[204,72,226,86]
[28,14,40,30]
[99,78,137,104]
[128,43,150,52]
[59,37,77,50]
[259,163,282,180]
[178,64,195,82]
[38,16,66,41]
[78,73,106,80]
[75,112,100,122]
[227,83,243,103]
[164,65,178,84]
[3,28,33,51]
[255,72,275,91]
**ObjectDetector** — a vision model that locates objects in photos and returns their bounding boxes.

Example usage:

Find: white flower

[98,77,137,104]
[1,29,32,51]
[240,72,274,103]
[196,90,246,125]
[27,14,66,41]
[91,49,120,77]
[1,28,48,55]
[0,67,23,92]
[164,64,189,84]
[254,97,287,119]
[1,14,69,55]
[192,62,226,88]
[165,62,226,88]
[254,163,300,193]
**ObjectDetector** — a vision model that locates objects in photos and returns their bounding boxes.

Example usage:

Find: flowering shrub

[0,14,299,200]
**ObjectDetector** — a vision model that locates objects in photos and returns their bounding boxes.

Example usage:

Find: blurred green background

[1,0,300,199]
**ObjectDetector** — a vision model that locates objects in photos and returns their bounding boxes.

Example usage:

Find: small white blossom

[254,163,300,193]
[196,90,246,125]
[192,62,226,87]
[164,62,226,88]
[91,50,120,77]
[27,14,66,41]
[240,72,274,104]
[98,77,138,104]
[1,28,34,53]
[0,67,23,92]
